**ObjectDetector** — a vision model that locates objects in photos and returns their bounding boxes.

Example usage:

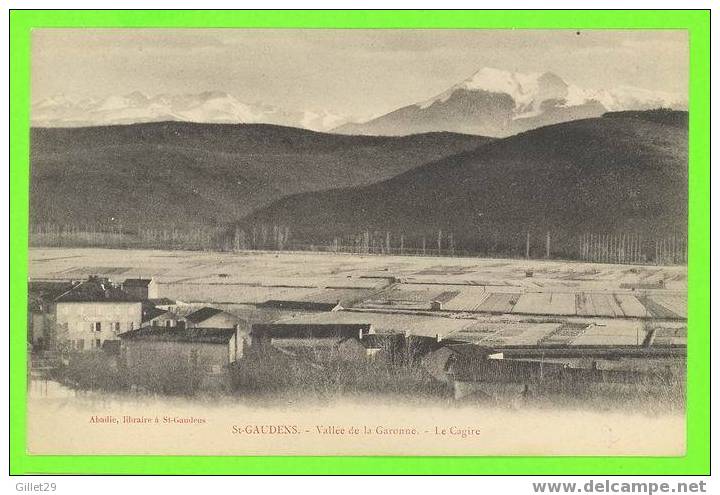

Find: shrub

[58,351,126,391]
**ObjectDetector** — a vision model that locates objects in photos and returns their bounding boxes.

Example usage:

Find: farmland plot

[576,293,626,317]
[571,322,647,346]
[460,323,560,347]
[441,286,491,311]
[505,323,562,346]
[646,295,687,319]
[300,288,375,306]
[652,327,688,346]
[159,283,318,304]
[277,311,472,337]
[511,293,576,316]
[539,323,590,346]
[612,294,648,318]
[451,322,528,346]
[448,322,505,343]
[476,292,521,313]
[637,296,682,319]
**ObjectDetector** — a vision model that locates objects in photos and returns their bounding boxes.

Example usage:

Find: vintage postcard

[25,27,689,457]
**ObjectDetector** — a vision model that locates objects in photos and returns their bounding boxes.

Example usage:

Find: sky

[31,29,688,121]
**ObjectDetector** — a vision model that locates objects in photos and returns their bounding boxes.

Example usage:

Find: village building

[119,324,250,390]
[421,343,505,384]
[53,276,142,351]
[142,306,179,328]
[147,297,183,312]
[404,334,446,365]
[184,306,239,329]
[119,325,248,373]
[333,333,406,364]
[250,323,373,362]
[257,300,342,312]
[420,342,582,400]
[27,280,77,350]
[122,278,158,300]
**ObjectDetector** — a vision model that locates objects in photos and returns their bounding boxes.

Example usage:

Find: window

[95,339,102,349]
[166,320,172,328]
[93,322,101,332]
[112,322,120,333]
[443,355,456,374]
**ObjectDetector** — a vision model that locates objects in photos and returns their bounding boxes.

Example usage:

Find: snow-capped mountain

[31,91,348,132]
[334,67,686,137]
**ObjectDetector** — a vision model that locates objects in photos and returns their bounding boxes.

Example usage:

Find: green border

[9,10,710,475]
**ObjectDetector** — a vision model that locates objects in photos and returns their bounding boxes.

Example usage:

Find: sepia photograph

[25,27,689,456]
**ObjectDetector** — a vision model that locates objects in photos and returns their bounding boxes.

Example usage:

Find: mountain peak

[337,66,686,137]
[418,67,567,112]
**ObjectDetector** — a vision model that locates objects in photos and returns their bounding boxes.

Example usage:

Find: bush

[58,351,126,391]
[126,357,200,396]
[229,349,447,402]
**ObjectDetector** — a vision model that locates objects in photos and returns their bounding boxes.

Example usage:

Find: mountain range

[334,68,687,137]
[242,110,688,250]
[30,123,491,230]
[31,91,348,132]
[32,67,685,137]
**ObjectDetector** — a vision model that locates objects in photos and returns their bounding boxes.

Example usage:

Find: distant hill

[334,67,687,137]
[32,91,348,132]
[30,122,492,230]
[243,111,688,255]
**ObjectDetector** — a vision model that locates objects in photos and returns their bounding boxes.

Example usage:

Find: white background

[0,1,716,492]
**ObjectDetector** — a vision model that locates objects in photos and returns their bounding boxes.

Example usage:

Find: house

[184,307,239,329]
[257,300,342,312]
[331,332,407,364]
[405,334,445,364]
[119,324,249,391]
[251,323,372,344]
[142,306,179,328]
[147,297,183,312]
[249,323,373,362]
[27,280,77,349]
[54,276,142,351]
[119,325,248,374]
[421,343,505,384]
[420,343,578,400]
[122,278,158,300]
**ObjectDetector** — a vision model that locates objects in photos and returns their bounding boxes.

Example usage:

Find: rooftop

[443,343,501,360]
[252,323,372,339]
[54,277,140,303]
[123,278,154,287]
[148,297,177,306]
[142,306,168,323]
[257,300,341,311]
[185,307,224,323]
[119,326,236,344]
[361,333,405,349]
[28,280,77,309]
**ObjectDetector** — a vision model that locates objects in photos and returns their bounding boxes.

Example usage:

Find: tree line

[29,223,687,265]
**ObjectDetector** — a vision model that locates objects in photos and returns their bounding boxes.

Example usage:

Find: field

[29,247,688,350]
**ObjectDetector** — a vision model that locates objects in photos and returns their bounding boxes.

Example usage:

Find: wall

[123,280,158,300]
[148,313,178,328]
[56,301,142,350]
[187,312,238,329]
[420,347,455,383]
[124,340,230,374]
